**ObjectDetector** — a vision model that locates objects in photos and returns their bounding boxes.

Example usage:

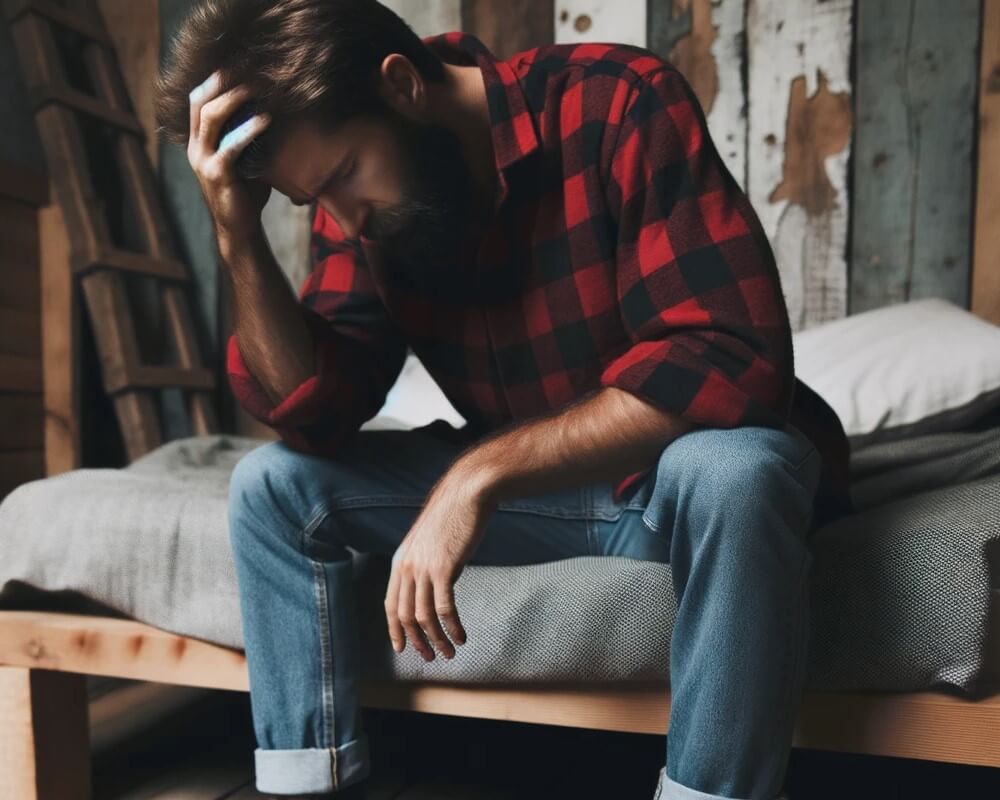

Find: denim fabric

[228,420,820,798]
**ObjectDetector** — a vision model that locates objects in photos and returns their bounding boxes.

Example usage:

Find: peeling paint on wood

[851,0,980,316]
[554,0,646,46]
[747,0,852,331]
[650,0,748,188]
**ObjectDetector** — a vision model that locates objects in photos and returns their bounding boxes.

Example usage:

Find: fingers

[188,70,221,143]
[417,576,455,659]
[398,576,434,661]
[187,68,257,157]
[217,112,271,165]
[433,578,467,649]
[197,83,256,151]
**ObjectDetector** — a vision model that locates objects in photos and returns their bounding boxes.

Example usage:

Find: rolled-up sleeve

[599,66,794,432]
[226,205,408,454]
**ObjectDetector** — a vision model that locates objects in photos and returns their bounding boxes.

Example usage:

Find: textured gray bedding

[1,424,998,695]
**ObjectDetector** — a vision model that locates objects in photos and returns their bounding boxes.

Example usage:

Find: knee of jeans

[643,426,817,534]
[228,440,313,537]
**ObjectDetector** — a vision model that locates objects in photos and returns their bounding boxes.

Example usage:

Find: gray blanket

[1,425,998,695]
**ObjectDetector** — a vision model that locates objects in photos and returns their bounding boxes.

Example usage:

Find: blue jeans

[228,419,821,798]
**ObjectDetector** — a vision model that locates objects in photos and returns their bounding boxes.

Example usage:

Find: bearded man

[155,1,852,797]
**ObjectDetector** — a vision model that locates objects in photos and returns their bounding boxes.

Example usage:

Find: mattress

[1,423,998,695]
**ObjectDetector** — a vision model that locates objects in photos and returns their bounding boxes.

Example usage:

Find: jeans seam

[330,494,599,521]
[310,557,336,762]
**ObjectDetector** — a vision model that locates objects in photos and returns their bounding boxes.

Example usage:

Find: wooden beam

[2,611,1000,767]
[0,666,90,800]
[973,0,1000,325]
[39,200,81,475]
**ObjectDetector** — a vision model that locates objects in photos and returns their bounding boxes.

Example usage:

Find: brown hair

[154,0,446,174]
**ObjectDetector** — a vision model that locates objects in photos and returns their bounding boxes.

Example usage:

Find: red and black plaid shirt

[228,32,853,525]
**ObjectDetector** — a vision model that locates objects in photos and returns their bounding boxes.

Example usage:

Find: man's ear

[377,53,426,120]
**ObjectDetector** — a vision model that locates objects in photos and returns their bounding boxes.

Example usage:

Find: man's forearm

[220,227,315,405]
[449,386,699,504]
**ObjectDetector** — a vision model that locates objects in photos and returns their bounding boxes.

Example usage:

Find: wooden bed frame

[2,4,999,799]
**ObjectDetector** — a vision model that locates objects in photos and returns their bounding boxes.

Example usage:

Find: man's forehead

[264,118,355,198]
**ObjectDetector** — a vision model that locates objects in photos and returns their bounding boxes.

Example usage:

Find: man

[156,1,853,797]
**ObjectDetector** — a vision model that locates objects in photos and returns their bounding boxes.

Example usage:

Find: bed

[3,296,1000,800]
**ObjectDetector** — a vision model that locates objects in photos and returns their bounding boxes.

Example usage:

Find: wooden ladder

[5,0,217,461]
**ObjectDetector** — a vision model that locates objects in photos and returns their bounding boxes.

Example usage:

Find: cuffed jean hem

[656,767,789,800]
[255,736,371,795]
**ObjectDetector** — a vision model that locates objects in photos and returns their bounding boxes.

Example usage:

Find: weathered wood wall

[851,0,980,316]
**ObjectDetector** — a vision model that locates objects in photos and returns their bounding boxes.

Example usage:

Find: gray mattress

[1,424,999,696]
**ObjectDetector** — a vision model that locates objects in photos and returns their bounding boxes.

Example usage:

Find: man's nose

[319,200,369,240]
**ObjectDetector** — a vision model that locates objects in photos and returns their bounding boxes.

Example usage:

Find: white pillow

[792,298,1000,446]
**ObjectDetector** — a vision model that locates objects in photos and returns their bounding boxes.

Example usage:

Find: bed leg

[0,666,91,799]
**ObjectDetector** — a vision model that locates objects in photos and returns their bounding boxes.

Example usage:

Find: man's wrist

[217,223,267,268]
[447,446,506,509]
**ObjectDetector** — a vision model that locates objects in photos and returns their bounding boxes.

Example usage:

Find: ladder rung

[75,247,190,282]
[35,85,142,135]
[5,0,111,46]
[107,366,215,395]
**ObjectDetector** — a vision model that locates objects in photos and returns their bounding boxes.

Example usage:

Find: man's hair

[154,0,446,176]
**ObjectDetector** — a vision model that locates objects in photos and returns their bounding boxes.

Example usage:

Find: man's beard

[361,107,489,274]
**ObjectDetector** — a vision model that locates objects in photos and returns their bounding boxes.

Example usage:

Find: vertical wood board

[747,0,853,331]
[649,0,748,188]
[554,0,646,46]
[973,0,1000,325]
[850,0,980,316]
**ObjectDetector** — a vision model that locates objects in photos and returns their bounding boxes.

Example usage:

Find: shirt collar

[422,32,540,208]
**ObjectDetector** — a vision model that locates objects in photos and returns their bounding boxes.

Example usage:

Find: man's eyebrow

[289,156,350,206]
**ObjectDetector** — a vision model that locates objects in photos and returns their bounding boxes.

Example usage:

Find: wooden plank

[0,196,41,267]
[39,200,81,475]
[649,0,748,188]
[108,364,215,394]
[851,0,981,316]
[3,611,1000,767]
[32,83,143,135]
[0,354,42,392]
[0,394,44,450]
[746,0,852,331]
[461,0,554,58]
[0,666,90,800]
[161,289,218,434]
[0,611,250,691]
[80,271,161,457]
[973,0,1000,325]
[78,246,188,282]
[554,0,646,46]
[0,159,48,207]
[0,307,41,359]
[5,0,111,44]
[98,0,161,168]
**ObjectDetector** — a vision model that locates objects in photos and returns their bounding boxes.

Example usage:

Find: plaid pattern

[227,32,852,519]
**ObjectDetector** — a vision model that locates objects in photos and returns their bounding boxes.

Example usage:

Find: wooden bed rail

[1,610,999,777]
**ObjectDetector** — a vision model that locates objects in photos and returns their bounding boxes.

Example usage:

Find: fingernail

[189,70,219,103]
